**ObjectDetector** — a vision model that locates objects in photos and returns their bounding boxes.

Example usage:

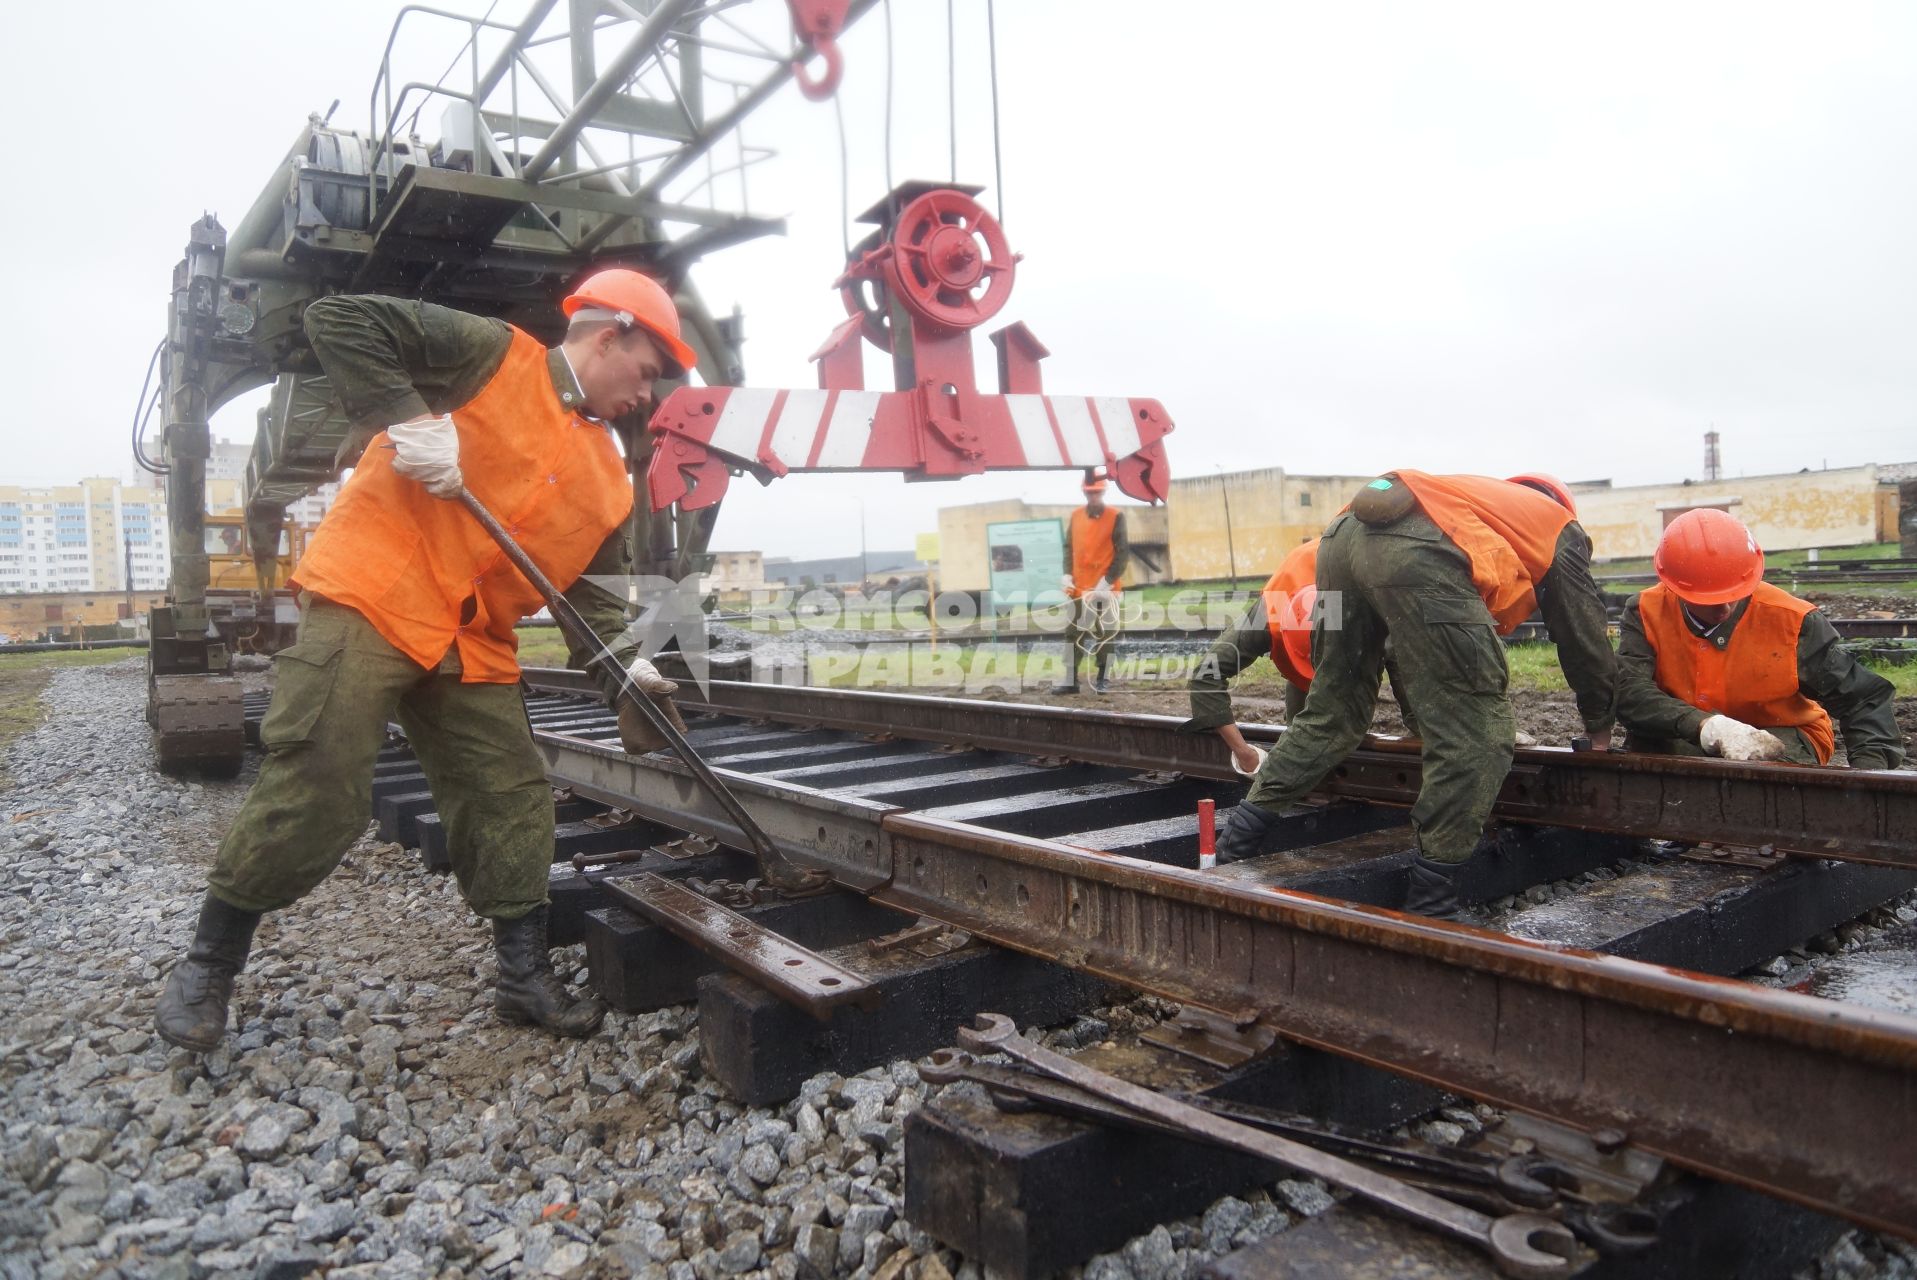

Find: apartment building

[0,479,169,594]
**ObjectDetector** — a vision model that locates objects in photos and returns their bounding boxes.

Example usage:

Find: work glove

[386,414,463,498]
[1059,573,1076,595]
[1699,714,1787,763]
[1086,577,1117,608]
[1214,801,1280,865]
[1229,743,1267,777]
[615,657,690,755]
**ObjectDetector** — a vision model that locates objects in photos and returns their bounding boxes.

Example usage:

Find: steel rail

[523,722,1917,1237]
[550,677,1917,869]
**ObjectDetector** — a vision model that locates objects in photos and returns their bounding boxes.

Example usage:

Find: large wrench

[921,1050,1569,1211]
[957,1013,1579,1279]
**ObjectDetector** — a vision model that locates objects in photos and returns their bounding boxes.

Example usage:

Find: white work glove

[1086,577,1116,608]
[1699,714,1787,763]
[617,657,688,754]
[1230,744,1267,777]
[386,414,463,498]
[625,657,678,696]
[1059,573,1076,595]
[1513,730,1538,748]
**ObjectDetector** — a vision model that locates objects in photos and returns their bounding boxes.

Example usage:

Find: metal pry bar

[455,486,831,893]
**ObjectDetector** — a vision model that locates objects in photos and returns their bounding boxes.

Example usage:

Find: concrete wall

[936,499,1171,591]
[1168,469,1374,581]
[1577,465,1889,560]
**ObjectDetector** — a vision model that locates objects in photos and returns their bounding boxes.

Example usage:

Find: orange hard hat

[1081,468,1108,494]
[1655,509,1763,605]
[562,268,698,378]
[1278,584,1317,684]
[1505,472,1577,516]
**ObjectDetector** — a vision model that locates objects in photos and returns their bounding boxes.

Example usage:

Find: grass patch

[0,650,131,788]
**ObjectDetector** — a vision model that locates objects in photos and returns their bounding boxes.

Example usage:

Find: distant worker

[155,269,695,1054]
[1616,509,1903,769]
[1054,469,1131,695]
[1211,471,1617,920]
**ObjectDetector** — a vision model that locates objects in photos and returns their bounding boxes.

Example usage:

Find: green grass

[0,650,132,788]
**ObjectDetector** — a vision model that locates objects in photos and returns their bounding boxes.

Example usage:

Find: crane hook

[792,33,844,100]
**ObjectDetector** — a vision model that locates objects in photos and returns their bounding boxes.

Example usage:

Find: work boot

[1050,679,1080,696]
[493,906,606,1037]
[1403,854,1476,923]
[154,892,262,1053]
[1214,801,1282,865]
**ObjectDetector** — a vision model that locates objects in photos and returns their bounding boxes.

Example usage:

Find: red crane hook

[787,0,851,100]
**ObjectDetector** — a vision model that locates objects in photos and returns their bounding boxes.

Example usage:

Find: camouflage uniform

[1616,595,1904,769]
[1240,508,1615,863]
[210,297,640,919]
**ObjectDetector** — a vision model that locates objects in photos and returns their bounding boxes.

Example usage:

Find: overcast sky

[4,1,1912,559]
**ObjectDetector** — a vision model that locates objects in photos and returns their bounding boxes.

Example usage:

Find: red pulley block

[884,189,1016,333]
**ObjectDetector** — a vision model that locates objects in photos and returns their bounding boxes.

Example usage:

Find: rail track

[250,670,1917,1275]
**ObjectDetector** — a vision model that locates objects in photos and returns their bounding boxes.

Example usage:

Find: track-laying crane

[147,0,1174,775]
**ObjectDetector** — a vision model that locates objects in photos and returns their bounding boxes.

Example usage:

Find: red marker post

[1197,798,1216,871]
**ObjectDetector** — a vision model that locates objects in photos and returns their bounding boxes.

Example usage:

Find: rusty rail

[568,676,1917,869]
[524,715,1917,1237]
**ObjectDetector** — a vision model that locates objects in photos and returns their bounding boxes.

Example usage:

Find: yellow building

[0,589,168,643]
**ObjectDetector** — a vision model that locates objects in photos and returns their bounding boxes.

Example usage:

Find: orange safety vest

[293,329,634,683]
[1391,470,1573,634]
[1637,582,1835,763]
[1260,539,1317,689]
[1068,507,1123,596]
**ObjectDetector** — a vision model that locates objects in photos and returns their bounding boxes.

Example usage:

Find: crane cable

[987,0,1004,223]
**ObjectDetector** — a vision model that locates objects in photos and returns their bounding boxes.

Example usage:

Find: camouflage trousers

[1246,510,1514,863]
[208,597,553,919]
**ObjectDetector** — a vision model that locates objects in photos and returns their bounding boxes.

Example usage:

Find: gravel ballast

[2,657,1913,1279]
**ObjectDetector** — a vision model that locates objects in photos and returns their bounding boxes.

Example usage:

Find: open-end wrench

[957,1014,1579,1279]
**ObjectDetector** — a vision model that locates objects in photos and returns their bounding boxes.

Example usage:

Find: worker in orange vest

[1185,539,1320,778]
[1054,469,1131,694]
[155,269,696,1054]
[1212,471,1617,920]
[1185,539,1428,778]
[1617,510,1903,769]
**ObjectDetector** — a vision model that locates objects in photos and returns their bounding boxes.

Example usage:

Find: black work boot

[1403,854,1473,922]
[154,892,262,1053]
[1215,801,1282,865]
[493,906,607,1037]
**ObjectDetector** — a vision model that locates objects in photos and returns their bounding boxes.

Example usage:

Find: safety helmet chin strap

[567,305,636,330]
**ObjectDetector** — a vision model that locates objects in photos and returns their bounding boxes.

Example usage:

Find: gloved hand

[1214,801,1280,864]
[386,414,463,498]
[1086,577,1117,608]
[615,657,690,755]
[1699,714,1787,763]
[1229,744,1267,777]
[1513,730,1538,748]
[1059,573,1076,595]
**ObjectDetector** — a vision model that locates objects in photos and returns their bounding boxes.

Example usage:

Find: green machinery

[147,0,874,773]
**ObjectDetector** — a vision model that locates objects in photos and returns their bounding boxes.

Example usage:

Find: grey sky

[5,1,1912,560]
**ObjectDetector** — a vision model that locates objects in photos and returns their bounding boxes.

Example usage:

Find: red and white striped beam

[646,386,1174,511]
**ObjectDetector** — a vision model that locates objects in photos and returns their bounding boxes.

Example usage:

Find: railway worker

[1211,471,1617,920]
[1053,469,1131,694]
[154,269,696,1054]
[1185,538,1322,778]
[1615,509,1903,769]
